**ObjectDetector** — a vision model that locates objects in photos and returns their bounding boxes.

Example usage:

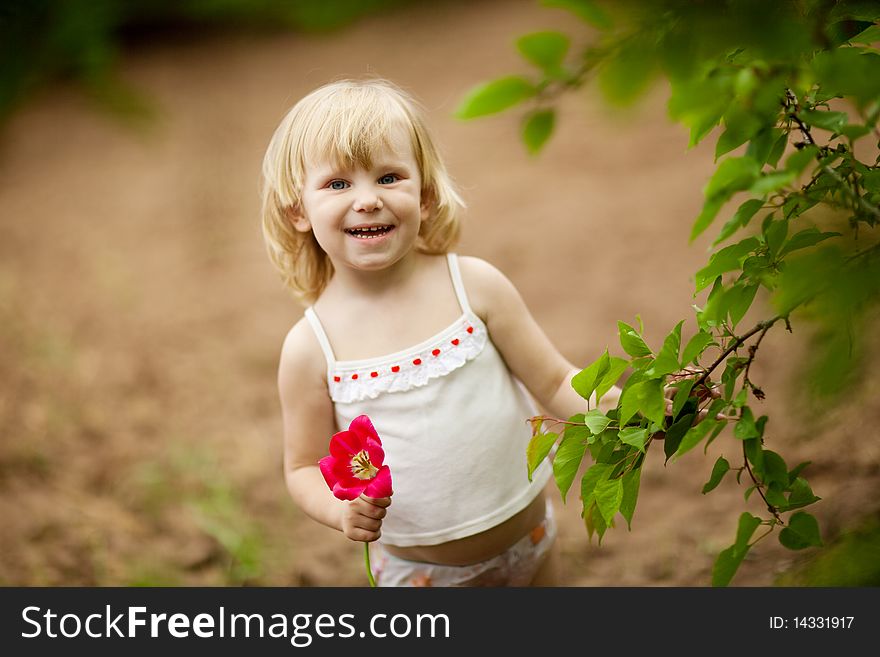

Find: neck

[326,251,421,302]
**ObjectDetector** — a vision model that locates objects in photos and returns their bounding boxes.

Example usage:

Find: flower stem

[364,542,376,587]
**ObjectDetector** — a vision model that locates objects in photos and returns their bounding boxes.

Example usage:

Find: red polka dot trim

[329,324,480,386]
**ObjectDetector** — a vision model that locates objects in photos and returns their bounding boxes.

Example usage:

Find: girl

[261,78,620,586]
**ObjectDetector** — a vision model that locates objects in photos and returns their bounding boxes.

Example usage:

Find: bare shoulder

[457,255,521,321]
[279,316,327,391]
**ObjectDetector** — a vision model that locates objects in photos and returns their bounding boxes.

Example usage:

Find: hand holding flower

[318,414,393,586]
[340,494,391,543]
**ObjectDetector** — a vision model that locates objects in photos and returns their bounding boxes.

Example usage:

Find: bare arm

[460,257,621,419]
[278,319,389,542]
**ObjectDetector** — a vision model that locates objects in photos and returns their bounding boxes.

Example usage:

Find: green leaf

[777,228,841,258]
[785,145,819,176]
[620,467,641,530]
[455,76,536,119]
[595,356,629,405]
[692,157,761,241]
[647,320,683,377]
[527,430,558,481]
[669,73,734,148]
[764,218,788,258]
[797,109,849,134]
[711,512,762,587]
[734,406,759,440]
[541,0,612,29]
[618,321,652,358]
[671,379,696,418]
[695,237,760,292]
[663,412,695,463]
[702,456,731,493]
[673,419,715,459]
[522,109,556,155]
[594,477,624,526]
[584,502,609,543]
[761,450,789,487]
[599,41,657,106]
[714,198,764,246]
[619,427,649,453]
[580,462,613,506]
[681,330,714,365]
[749,169,796,195]
[692,198,724,244]
[765,129,789,168]
[516,31,569,73]
[784,477,821,511]
[743,437,764,473]
[583,409,612,435]
[727,283,758,328]
[811,48,880,105]
[715,106,764,159]
[619,379,665,427]
[553,426,588,503]
[746,128,785,167]
[779,512,823,550]
[571,350,611,402]
[705,156,761,200]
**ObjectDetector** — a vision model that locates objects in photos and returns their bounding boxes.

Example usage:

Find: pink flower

[319,415,393,501]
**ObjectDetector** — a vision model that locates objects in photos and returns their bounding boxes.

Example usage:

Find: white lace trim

[328,315,488,404]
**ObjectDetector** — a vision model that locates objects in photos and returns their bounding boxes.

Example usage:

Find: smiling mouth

[344,225,394,239]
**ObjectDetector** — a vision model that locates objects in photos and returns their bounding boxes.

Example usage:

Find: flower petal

[329,430,363,460]
[364,465,393,499]
[349,415,379,443]
[329,460,363,489]
[332,481,366,501]
[364,437,385,468]
[318,456,339,489]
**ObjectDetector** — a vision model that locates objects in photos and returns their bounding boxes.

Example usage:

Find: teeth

[348,225,391,238]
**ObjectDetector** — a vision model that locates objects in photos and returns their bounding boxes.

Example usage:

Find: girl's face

[294,125,429,274]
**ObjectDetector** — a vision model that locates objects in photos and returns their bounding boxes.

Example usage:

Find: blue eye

[378,174,398,185]
[328,180,348,190]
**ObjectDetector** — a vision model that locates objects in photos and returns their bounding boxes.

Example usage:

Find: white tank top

[303,253,552,546]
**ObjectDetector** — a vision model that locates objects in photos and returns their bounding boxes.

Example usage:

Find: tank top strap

[446,253,473,315]
[303,307,337,367]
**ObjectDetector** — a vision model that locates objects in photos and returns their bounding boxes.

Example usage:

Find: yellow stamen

[350,450,378,480]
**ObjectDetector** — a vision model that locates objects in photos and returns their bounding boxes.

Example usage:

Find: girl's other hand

[341,494,392,542]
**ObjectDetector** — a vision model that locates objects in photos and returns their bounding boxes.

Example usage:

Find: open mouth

[344,225,394,239]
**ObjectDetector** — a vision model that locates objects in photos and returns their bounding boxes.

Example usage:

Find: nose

[352,190,383,212]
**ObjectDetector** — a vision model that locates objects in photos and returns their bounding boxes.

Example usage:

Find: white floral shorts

[371,500,556,587]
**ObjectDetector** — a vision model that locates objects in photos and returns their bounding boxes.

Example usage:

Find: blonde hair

[261,78,465,304]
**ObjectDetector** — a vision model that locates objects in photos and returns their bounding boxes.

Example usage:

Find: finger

[355,516,383,532]
[360,494,392,507]
[361,504,387,520]
[349,528,381,543]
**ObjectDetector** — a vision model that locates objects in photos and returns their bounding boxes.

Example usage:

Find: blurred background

[0,0,877,586]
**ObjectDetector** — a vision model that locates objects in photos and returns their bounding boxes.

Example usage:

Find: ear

[285,205,312,233]
[420,188,435,221]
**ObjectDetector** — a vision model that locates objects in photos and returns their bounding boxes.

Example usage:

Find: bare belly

[382,491,547,566]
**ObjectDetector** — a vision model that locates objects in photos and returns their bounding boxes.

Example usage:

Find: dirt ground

[1,0,878,587]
